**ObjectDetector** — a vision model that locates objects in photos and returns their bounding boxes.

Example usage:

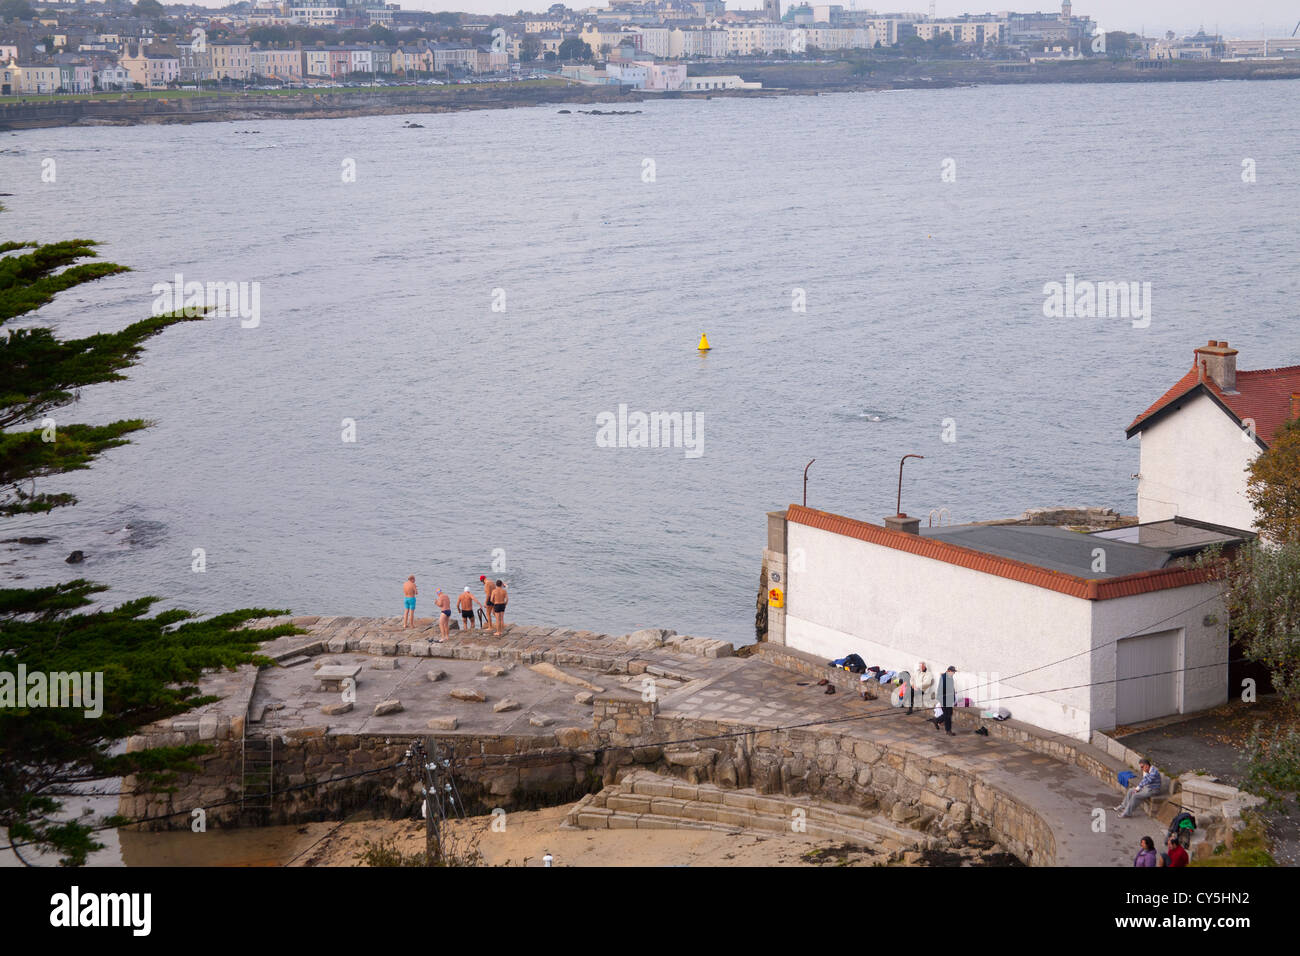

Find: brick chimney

[884,513,921,535]
[1194,340,1238,393]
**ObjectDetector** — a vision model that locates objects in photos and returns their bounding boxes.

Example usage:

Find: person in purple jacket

[1133,836,1158,867]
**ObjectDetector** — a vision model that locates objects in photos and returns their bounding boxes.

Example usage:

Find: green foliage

[1194,813,1275,867]
[0,420,147,515]
[1247,416,1300,544]
[0,238,206,513]
[0,213,302,865]
[558,38,592,62]
[1242,725,1300,814]
[132,0,164,17]
[1219,541,1300,705]
[1,582,298,864]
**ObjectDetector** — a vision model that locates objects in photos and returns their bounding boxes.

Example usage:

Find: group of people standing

[402,574,509,639]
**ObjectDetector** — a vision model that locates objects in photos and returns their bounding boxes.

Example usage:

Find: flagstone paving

[221,616,1156,865]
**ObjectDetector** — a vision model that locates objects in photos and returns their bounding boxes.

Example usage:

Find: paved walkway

[658,658,1155,866]
[223,616,1154,865]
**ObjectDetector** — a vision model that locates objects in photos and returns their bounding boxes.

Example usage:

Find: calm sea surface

[2,80,1298,657]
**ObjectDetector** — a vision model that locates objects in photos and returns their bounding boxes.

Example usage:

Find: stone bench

[315,664,361,693]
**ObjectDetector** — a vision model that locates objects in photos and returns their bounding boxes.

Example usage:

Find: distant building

[97,64,131,89]
[1222,37,1300,59]
[209,41,252,80]
[251,46,303,81]
[680,73,759,89]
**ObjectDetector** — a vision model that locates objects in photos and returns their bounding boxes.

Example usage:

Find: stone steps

[564,770,932,856]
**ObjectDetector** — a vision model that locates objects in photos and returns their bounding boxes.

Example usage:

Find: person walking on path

[457,587,479,630]
[435,588,451,641]
[909,661,933,715]
[402,575,418,628]
[490,579,508,635]
[1134,836,1158,867]
[1116,759,1161,818]
[934,665,958,735]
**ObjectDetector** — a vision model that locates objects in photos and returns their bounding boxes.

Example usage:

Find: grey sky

[200,2,1300,38]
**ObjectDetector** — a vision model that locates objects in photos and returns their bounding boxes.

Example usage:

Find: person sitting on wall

[1115,759,1161,818]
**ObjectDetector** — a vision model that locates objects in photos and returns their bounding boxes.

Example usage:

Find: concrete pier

[119,616,1227,866]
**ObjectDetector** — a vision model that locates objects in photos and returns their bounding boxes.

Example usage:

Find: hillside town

[3,0,1299,95]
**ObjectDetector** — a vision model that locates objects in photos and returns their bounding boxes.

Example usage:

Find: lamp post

[803,459,815,507]
[896,453,924,517]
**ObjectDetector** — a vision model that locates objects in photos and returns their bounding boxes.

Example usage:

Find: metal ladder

[240,726,275,817]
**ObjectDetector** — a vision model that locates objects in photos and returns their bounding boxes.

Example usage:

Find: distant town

[3,0,1299,97]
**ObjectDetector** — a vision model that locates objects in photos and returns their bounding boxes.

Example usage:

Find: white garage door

[1116,630,1181,725]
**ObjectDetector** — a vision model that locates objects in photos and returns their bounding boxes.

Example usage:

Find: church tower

[765,0,781,22]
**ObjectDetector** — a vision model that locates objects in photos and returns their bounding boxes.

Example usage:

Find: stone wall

[591,699,1056,865]
[121,730,599,831]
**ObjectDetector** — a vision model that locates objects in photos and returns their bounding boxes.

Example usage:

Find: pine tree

[1,228,298,865]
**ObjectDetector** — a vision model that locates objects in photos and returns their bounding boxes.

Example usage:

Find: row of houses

[574,21,885,59]
[3,40,510,93]
[136,41,506,86]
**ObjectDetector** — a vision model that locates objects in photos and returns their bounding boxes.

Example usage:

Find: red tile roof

[1127,362,1300,446]
[784,504,1217,602]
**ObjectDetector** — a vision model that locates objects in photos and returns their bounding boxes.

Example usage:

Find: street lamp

[896,453,924,517]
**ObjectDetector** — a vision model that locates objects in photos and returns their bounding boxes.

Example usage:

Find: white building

[606,59,688,90]
[764,505,1236,741]
[350,48,373,73]
[726,23,792,56]
[631,26,672,58]
[1126,339,1300,533]
[669,27,728,58]
[680,73,760,90]
[757,340,1300,741]
[97,65,131,90]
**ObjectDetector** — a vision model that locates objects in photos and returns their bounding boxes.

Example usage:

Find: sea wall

[591,697,1057,865]
[121,729,599,830]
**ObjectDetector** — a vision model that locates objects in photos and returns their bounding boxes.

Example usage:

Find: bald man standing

[402,575,418,628]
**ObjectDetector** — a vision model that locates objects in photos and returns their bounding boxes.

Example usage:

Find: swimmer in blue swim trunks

[402,575,418,628]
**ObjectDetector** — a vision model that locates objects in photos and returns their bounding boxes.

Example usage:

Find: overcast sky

[207,2,1300,38]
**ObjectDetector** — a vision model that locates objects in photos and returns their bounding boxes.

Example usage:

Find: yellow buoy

[697,333,711,351]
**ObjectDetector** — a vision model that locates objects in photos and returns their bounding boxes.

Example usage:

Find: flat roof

[785,504,1222,601]
[1090,517,1252,553]
[920,524,1171,578]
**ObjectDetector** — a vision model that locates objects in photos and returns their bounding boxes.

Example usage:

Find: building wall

[1088,582,1228,731]
[784,522,1097,739]
[1136,391,1259,531]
